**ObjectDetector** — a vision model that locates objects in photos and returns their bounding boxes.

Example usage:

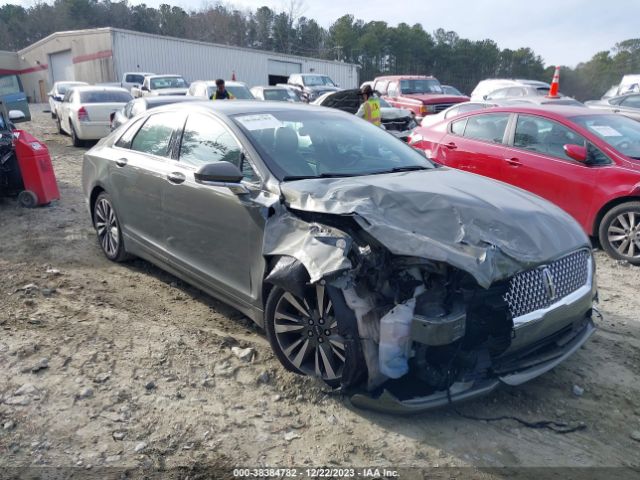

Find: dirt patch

[0,106,639,475]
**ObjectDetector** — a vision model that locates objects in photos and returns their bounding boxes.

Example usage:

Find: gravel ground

[0,106,639,478]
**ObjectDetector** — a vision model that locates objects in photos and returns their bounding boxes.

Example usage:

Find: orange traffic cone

[547,66,560,98]
[231,71,236,81]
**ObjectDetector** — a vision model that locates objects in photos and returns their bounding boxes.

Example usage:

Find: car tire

[70,121,83,147]
[265,285,346,386]
[93,192,131,262]
[598,201,640,265]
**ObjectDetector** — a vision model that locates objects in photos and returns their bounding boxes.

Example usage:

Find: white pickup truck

[120,72,155,94]
[131,75,189,98]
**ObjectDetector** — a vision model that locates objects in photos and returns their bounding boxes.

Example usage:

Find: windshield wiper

[369,165,430,175]
[281,172,362,181]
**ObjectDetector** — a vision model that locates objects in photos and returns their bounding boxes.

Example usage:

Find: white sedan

[57,86,132,146]
[48,81,88,119]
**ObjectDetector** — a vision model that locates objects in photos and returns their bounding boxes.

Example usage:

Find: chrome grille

[504,250,591,318]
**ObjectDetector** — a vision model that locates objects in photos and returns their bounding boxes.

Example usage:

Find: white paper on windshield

[236,114,283,131]
[591,125,622,137]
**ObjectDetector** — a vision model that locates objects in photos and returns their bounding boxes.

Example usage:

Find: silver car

[82,101,597,413]
[586,93,640,122]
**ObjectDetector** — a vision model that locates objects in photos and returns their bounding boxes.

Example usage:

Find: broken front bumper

[350,275,597,415]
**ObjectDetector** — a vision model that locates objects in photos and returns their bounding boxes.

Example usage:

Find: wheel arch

[89,185,106,223]
[593,196,640,235]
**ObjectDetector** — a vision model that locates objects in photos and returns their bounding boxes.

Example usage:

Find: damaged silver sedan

[82,101,597,413]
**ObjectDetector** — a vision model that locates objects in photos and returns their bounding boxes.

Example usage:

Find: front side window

[513,115,585,161]
[0,74,21,96]
[179,113,242,167]
[131,112,181,157]
[462,113,510,144]
[115,118,145,149]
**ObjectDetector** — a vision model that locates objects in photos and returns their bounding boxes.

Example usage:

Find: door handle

[505,157,521,167]
[115,158,128,167]
[167,172,186,184]
[443,142,457,150]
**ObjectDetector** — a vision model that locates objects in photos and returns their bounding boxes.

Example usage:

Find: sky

[5,0,640,67]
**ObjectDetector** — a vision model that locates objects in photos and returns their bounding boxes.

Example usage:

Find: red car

[372,75,469,120]
[409,105,640,264]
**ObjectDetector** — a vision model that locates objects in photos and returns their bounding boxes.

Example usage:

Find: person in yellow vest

[356,85,381,126]
[210,79,235,100]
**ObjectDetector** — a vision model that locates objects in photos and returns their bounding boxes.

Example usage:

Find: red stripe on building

[73,50,113,64]
[0,64,48,75]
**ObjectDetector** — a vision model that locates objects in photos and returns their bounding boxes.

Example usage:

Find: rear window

[150,77,188,89]
[125,74,145,84]
[80,91,132,103]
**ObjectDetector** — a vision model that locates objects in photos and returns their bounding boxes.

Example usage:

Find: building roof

[17,27,358,70]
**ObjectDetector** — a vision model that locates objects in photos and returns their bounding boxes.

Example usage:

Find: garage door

[267,60,301,86]
[49,50,74,83]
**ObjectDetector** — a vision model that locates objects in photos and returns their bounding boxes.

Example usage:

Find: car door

[435,112,511,179]
[499,114,599,227]
[161,112,266,304]
[616,95,640,121]
[108,112,186,258]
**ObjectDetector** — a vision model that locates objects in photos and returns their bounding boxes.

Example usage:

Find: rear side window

[451,118,467,135]
[115,118,144,149]
[462,113,510,143]
[80,91,132,103]
[513,115,585,161]
[130,113,182,157]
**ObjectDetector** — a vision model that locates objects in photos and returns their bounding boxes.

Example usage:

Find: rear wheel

[70,121,83,147]
[93,192,130,262]
[599,201,640,264]
[265,285,346,386]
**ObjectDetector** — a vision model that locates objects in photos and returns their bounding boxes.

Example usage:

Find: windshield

[263,89,301,102]
[442,85,462,96]
[231,110,433,180]
[400,79,443,95]
[0,74,21,96]
[150,77,187,89]
[573,114,640,159]
[302,75,336,87]
[79,90,133,103]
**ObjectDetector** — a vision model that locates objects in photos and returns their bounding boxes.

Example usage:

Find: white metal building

[1,27,359,103]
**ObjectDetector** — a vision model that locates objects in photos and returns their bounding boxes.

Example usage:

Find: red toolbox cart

[5,130,60,207]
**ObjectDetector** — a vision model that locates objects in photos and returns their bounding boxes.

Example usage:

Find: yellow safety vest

[364,97,382,126]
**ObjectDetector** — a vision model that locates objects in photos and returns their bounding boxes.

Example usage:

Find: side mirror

[9,110,26,123]
[564,144,587,162]
[194,161,247,194]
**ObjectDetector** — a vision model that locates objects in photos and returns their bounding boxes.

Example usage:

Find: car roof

[140,96,203,105]
[471,105,609,118]
[55,81,87,86]
[375,75,436,81]
[148,74,184,79]
[149,99,351,117]
[70,86,130,92]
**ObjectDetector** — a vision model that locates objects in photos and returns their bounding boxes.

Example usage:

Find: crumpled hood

[280,168,590,288]
[403,93,468,105]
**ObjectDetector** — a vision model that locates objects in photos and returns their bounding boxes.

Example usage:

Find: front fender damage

[262,194,595,413]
